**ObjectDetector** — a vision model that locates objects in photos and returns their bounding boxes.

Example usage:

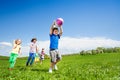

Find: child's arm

[30,43,34,48]
[13,40,17,49]
[50,21,55,35]
[18,47,21,54]
[59,26,63,36]
[36,45,39,53]
[43,52,45,55]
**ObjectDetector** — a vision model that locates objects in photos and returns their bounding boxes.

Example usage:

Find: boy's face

[53,30,58,35]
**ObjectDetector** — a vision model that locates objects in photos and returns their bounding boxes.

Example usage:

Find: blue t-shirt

[50,34,60,49]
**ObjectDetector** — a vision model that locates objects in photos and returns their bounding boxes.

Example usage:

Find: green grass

[0,53,120,80]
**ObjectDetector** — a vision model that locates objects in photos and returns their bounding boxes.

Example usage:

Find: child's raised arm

[13,40,17,49]
[59,26,63,36]
[50,21,55,35]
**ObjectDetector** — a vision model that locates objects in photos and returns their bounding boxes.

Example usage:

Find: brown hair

[42,48,44,50]
[52,28,58,33]
[31,38,37,42]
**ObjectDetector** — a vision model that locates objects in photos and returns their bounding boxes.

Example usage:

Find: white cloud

[1,37,120,56]
[59,37,120,54]
[21,37,120,56]
[0,42,12,47]
[0,42,12,56]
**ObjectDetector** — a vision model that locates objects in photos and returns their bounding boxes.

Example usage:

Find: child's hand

[52,20,56,28]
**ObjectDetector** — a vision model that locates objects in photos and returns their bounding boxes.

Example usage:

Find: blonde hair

[15,39,21,45]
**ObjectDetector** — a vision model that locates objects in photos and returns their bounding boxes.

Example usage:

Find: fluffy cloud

[0,42,12,47]
[1,37,120,56]
[59,37,120,54]
[22,37,120,56]
[0,42,12,56]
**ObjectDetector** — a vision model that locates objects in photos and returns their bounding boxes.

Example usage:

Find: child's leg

[54,59,60,64]
[55,50,61,65]
[9,53,14,63]
[40,56,43,64]
[30,53,35,65]
[40,59,43,64]
[26,53,32,66]
[50,62,56,68]
[34,56,36,62]
[39,58,42,64]
[49,50,56,73]
[9,53,14,68]
[9,53,18,68]
[50,50,56,68]
[53,50,62,71]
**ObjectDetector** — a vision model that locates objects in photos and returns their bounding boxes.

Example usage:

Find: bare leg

[50,62,55,69]
[40,60,42,64]
[54,59,60,64]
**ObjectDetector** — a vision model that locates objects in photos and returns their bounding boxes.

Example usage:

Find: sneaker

[54,65,58,70]
[49,68,52,73]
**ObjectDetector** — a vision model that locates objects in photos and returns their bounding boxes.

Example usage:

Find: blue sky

[0,0,120,42]
[0,0,120,56]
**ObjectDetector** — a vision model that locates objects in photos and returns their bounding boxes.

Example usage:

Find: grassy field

[0,53,120,80]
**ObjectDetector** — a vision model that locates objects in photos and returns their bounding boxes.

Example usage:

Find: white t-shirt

[29,42,37,53]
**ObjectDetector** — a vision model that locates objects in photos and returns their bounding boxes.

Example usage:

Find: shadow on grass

[31,68,48,72]
[16,65,48,72]
[15,66,27,71]
[19,67,27,71]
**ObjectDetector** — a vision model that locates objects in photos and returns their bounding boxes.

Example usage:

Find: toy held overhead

[56,18,64,27]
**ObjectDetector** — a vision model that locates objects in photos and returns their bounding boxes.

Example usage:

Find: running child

[9,39,22,70]
[26,38,38,66]
[39,48,45,64]
[49,21,63,73]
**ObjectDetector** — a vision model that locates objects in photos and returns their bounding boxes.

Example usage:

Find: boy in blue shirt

[49,21,63,73]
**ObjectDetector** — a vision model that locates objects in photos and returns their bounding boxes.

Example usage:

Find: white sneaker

[54,65,58,70]
[49,68,52,73]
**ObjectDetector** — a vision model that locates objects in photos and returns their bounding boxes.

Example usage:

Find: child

[39,48,45,64]
[35,53,39,64]
[49,21,63,73]
[9,39,22,70]
[26,38,38,66]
